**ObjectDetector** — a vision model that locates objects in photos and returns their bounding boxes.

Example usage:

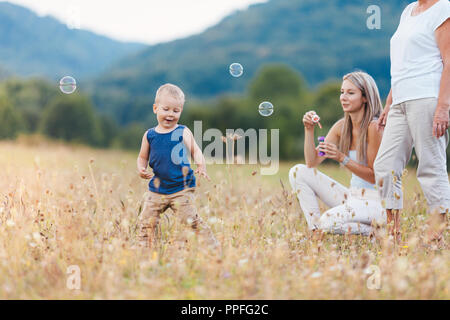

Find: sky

[3,0,267,45]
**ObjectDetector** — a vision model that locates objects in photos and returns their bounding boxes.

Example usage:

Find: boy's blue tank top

[147,125,195,194]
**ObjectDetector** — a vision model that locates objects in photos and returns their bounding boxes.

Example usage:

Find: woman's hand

[377,104,390,132]
[303,111,319,130]
[318,142,345,162]
[433,106,449,138]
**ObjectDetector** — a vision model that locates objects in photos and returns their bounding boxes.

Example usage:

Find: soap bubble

[258,101,274,117]
[229,63,243,77]
[59,76,77,94]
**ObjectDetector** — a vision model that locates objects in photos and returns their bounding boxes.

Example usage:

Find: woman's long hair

[339,71,382,164]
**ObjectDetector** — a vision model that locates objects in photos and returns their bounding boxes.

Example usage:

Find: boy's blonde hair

[155,83,185,105]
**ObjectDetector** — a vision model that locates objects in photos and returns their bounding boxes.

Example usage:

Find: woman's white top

[348,150,376,190]
[390,0,450,105]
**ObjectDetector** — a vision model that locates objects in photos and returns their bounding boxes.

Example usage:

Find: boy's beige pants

[374,97,450,214]
[137,187,218,248]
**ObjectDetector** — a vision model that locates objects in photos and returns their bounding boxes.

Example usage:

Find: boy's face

[153,93,184,129]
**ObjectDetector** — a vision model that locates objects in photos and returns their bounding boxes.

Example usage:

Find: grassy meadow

[0,139,448,299]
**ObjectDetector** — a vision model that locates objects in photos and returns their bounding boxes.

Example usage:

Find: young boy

[136,83,218,249]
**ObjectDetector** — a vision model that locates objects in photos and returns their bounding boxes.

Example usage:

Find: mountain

[91,0,410,123]
[0,2,145,79]
[0,65,11,80]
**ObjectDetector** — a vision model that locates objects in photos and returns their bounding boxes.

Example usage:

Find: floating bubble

[229,63,243,77]
[258,101,274,116]
[59,76,77,94]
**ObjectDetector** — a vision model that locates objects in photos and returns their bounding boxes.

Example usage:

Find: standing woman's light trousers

[288,164,386,236]
[373,98,450,213]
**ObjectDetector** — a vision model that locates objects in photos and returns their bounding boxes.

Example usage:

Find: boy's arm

[137,131,153,179]
[183,127,210,181]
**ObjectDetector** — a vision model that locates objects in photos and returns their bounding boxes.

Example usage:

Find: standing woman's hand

[377,89,393,132]
[377,104,390,132]
[303,111,319,130]
[433,107,449,138]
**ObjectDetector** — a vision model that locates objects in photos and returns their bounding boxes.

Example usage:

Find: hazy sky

[3,0,267,44]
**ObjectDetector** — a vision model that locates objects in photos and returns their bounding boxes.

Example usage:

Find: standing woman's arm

[434,19,450,138]
[377,89,393,132]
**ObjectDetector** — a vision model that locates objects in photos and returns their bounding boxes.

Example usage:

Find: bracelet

[340,155,350,166]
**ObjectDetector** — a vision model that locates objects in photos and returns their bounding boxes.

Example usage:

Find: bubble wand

[312,114,322,129]
[312,113,325,156]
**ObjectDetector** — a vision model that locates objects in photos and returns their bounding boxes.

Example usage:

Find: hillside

[90,0,410,124]
[0,2,145,79]
[0,65,11,80]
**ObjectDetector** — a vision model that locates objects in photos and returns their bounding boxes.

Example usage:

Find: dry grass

[0,140,448,299]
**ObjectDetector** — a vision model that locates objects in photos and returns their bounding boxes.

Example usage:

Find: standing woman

[374,0,450,240]
[289,71,385,236]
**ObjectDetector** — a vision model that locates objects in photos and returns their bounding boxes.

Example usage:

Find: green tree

[1,78,60,132]
[312,81,343,128]
[97,114,119,147]
[248,64,308,106]
[113,123,146,150]
[0,93,24,139]
[40,94,101,145]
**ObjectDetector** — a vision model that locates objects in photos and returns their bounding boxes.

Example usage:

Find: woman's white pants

[288,164,386,236]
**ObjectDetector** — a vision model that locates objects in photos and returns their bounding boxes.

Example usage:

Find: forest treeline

[0,64,430,166]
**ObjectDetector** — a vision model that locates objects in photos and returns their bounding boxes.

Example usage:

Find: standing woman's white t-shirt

[390,0,450,105]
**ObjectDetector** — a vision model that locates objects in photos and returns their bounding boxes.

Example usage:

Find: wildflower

[208,217,219,224]
[32,232,41,242]
[152,251,158,261]
[238,259,248,266]
[6,219,15,227]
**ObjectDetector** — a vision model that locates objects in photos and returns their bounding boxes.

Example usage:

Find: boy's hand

[138,167,153,179]
[195,166,211,181]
